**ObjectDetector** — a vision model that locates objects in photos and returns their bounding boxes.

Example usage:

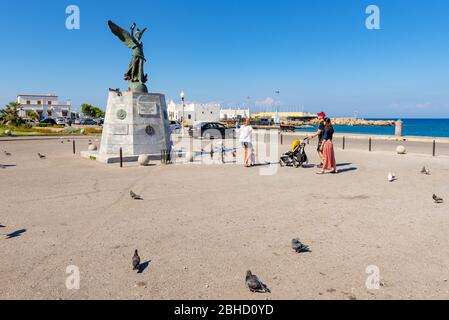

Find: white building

[220,108,250,121]
[17,94,72,119]
[167,101,221,125]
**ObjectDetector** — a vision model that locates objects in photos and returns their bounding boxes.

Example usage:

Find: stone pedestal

[81,91,171,163]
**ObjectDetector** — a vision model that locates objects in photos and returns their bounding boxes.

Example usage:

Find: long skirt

[322,140,336,170]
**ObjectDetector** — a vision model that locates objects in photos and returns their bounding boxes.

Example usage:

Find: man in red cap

[306,112,326,168]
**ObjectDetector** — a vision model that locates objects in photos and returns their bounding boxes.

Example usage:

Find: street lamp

[180,91,185,136]
[275,90,280,125]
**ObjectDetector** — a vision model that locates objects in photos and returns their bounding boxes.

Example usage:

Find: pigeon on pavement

[132,250,141,270]
[388,172,396,182]
[3,151,11,156]
[130,190,143,200]
[421,166,431,175]
[433,194,444,204]
[245,271,271,293]
[37,153,46,159]
[292,239,311,253]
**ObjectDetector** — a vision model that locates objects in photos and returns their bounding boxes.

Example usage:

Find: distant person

[306,112,326,168]
[317,118,337,174]
[239,119,254,167]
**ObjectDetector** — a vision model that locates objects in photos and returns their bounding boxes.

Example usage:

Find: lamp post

[275,90,280,125]
[180,91,185,136]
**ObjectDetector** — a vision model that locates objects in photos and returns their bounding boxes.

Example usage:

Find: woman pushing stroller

[306,114,338,174]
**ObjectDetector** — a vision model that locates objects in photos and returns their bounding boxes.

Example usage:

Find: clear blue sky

[1,0,448,118]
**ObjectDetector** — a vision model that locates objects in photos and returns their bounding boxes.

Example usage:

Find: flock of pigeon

[388,166,444,204]
[1,143,445,294]
[130,238,310,293]
[128,190,311,293]
[127,165,443,293]
[1,138,94,167]
[1,150,46,161]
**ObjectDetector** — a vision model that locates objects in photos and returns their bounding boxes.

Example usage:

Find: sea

[295,119,449,138]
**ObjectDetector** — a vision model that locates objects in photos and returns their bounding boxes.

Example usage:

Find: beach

[1,135,448,300]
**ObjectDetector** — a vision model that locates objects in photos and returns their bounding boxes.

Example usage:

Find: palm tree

[0,102,24,126]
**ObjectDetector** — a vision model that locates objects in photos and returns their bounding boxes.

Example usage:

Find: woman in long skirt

[317,118,338,174]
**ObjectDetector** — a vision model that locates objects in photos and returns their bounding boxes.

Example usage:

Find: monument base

[95,91,171,162]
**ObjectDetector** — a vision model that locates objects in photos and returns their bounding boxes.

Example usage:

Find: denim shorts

[242,142,253,149]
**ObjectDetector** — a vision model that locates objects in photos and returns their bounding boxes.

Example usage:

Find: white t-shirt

[239,125,253,143]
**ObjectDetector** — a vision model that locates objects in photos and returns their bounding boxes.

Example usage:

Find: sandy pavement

[0,136,448,300]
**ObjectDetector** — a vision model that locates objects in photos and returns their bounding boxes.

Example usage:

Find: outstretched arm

[308,128,322,140]
[130,23,136,37]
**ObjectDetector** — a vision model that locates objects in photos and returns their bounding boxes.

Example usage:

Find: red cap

[317,112,326,118]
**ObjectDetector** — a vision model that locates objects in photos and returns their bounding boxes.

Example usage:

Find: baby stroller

[279,140,308,168]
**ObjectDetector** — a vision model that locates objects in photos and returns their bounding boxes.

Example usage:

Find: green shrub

[83,127,103,135]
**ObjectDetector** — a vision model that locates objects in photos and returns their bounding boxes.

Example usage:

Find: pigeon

[245,270,271,293]
[132,250,141,270]
[61,141,64,144]
[388,172,396,182]
[37,153,46,159]
[130,190,143,200]
[421,166,431,175]
[433,194,444,204]
[292,238,311,253]
[3,151,11,156]
[109,88,122,96]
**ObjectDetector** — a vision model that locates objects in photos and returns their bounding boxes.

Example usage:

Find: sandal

[316,171,325,175]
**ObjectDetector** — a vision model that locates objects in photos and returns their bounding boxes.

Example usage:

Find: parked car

[189,122,235,139]
[23,118,38,126]
[169,121,181,133]
[80,118,98,126]
[96,118,104,126]
[40,118,57,126]
[74,118,81,125]
[56,117,65,125]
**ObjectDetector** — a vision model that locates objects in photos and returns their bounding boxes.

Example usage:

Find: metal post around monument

[120,148,123,168]
[433,140,436,157]
[222,140,225,164]
[73,140,76,155]
[343,136,346,150]
[369,137,372,152]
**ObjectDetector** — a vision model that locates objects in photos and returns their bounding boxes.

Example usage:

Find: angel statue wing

[108,20,136,49]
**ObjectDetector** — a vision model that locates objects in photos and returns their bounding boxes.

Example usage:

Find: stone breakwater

[309,118,395,126]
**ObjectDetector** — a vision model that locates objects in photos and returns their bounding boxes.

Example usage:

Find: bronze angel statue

[108,20,149,93]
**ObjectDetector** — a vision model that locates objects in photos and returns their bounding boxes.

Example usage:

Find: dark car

[80,118,98,126]
[190,122,235,139]
[40,118,57,126]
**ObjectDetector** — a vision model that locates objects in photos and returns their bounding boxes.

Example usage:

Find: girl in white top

[239,119,254,167]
